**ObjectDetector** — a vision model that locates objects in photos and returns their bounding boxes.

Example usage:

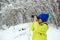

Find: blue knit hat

[37,13,49,22]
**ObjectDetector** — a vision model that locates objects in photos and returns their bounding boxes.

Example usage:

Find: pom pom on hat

[48,13,52,19]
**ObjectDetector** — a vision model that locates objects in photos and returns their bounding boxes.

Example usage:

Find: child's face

[33,15,42,23]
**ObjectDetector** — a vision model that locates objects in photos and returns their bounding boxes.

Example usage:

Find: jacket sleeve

[30,21,40,33]
[30,22,34,32]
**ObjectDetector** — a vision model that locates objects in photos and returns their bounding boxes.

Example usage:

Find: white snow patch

[0,23,60,40]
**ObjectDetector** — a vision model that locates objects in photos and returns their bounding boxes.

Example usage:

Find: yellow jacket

[30,21,48,40]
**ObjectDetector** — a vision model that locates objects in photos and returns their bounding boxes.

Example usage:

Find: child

[30,13,50,40]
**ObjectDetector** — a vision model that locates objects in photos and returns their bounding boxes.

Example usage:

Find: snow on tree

[0,0,60,28]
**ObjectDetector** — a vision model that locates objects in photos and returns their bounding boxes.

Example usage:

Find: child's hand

[34,16,38,21]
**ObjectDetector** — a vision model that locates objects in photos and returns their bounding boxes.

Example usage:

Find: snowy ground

[0,23,60,40]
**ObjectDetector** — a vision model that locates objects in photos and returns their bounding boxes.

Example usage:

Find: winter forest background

[0,0,60,29]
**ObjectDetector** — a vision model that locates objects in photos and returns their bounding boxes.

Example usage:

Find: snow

[0,23,60,40]
[47,24,60,40]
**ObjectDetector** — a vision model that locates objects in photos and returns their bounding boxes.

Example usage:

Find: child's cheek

[38,19,42,23]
